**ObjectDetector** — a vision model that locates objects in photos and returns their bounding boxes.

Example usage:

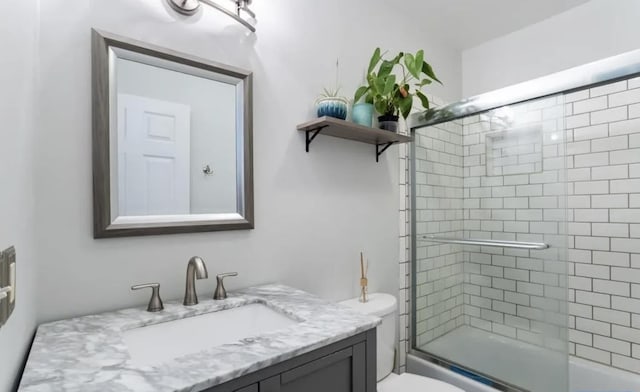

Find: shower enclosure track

[421,236,550,250]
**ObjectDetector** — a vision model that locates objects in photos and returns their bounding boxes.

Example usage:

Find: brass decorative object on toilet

[359,252,368,303]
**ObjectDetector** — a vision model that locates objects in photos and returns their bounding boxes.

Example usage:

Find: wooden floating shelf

[296,117,412,162]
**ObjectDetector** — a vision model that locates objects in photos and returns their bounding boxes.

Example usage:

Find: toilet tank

[340,293,397,382]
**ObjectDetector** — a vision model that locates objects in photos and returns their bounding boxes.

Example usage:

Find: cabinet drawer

[281,346,353,383]
[276,343,365,392]
[234,384,257,392]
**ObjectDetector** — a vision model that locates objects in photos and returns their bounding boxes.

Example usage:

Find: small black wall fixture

[305,126,326,153]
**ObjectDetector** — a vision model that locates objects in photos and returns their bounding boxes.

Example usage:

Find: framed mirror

[92,30,253,238]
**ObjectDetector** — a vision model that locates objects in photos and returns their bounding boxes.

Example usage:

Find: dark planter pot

[378,114,399,132]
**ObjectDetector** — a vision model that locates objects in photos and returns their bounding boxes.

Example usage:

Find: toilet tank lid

[339,293,397,317]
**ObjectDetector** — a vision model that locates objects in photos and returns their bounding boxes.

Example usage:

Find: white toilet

[341,293,465,392]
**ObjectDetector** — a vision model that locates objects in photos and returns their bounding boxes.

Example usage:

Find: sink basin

[123,303,299,366]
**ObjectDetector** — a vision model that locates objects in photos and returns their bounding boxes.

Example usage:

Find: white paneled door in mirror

[116,94,191,218]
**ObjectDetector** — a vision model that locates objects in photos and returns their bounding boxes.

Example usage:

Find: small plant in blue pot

[316,87,349,120]
[315,59,349,120]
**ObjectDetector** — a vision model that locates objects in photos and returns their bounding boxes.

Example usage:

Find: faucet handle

[214,272,238,300]
[132,283,164,312]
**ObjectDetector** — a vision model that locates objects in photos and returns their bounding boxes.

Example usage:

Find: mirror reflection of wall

[115,58,238,217]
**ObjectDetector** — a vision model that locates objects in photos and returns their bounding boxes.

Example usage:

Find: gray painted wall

[32,0,461,325]
[0,0,38,390]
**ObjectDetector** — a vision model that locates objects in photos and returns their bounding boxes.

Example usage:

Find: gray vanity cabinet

[206,329,376,392]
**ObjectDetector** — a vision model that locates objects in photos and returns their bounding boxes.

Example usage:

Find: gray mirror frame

[92,29,254,238]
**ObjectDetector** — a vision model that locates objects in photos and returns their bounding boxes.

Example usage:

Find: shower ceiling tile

[574,96,608,114]
[593,308,630,327]
[573,124,609,141]
[576,345,611,365]
[630,103,640,120]
[609,88,640,107]
[612,354,640,373]
[591,81,629,97]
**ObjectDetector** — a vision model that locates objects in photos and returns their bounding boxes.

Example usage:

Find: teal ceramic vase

[352,103,374,127]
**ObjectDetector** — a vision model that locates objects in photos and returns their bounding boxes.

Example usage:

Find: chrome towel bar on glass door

[421,235,550,250]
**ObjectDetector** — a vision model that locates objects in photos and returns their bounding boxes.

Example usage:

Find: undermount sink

[123,303,299,366]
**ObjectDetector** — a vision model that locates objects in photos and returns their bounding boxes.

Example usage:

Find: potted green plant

[354,48,441,131]
[316,59,349,120]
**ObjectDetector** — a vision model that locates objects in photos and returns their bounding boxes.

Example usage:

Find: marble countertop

[18,284,380,392]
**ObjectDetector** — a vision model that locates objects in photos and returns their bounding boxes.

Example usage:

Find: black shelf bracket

[376,142,395,162]
[305,126,328,152]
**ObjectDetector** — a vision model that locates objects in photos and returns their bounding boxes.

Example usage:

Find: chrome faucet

[183,256,208,306]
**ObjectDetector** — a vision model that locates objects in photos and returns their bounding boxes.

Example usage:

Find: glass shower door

[411,94,568,392]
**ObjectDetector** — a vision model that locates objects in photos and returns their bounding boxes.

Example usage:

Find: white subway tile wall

[563,80,640,374]
[461,97,569,353]
[413,119,466,349]
[398,95,447,373]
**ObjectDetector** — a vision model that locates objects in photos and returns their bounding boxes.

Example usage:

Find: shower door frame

[408,48,640,392]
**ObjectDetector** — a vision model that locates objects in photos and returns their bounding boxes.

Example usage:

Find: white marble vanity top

[18,284,380,392]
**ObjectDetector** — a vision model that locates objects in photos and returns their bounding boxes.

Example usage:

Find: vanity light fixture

[167,0,257,32]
